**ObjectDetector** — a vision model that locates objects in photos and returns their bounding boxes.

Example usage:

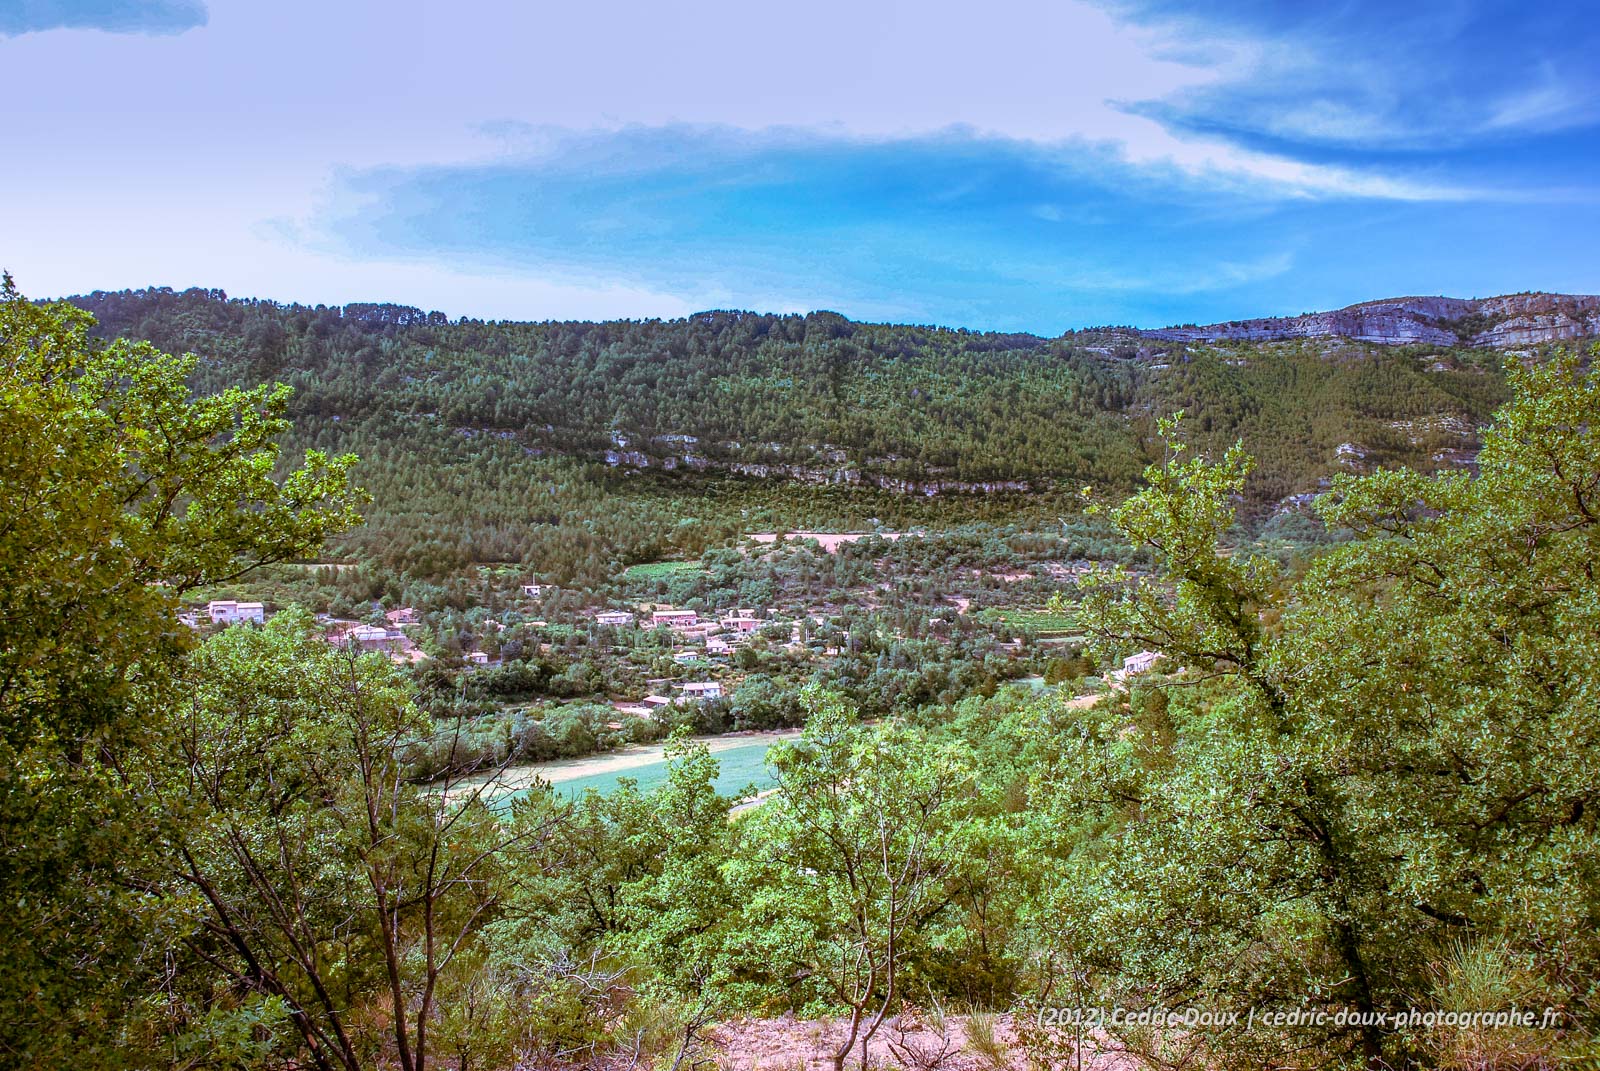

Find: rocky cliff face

[602,449,1032,495]
[1143,293,1600,348]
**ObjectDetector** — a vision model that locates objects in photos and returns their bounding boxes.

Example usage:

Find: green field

[977,607,1079,636]
[621,560,705,581]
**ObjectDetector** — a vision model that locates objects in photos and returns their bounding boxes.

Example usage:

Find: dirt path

[1063,690,1105,710]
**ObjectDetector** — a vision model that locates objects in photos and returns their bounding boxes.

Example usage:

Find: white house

[207,600,265,625]
[651,609,698,628]
[521,583,544,598]
[464,650,490,665]
[342,624,412,653]
[680,681,723,701]
[1123,650,1161,676]
[673,651,704,666]
[641,695,673,708]
[595,610,635,627]
[705,637,732,657]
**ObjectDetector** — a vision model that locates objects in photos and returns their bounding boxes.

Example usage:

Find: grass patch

[622,560,705,581]
[978,607,1079,636]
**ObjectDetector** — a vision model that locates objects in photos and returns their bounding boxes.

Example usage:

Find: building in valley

[207,600,265,625]
[1122,650,1160,675]
[720,609,763,635]
[651,608,699,629]
[341,624,413,653]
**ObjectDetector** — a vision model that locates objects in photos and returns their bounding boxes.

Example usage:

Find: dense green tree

[66,286,1508,584]
[0,278,361,1068]
[144,614,533,1071]
[8,272,1596,1071]
[1053,351,1600,1068]
[725,689,975,1071]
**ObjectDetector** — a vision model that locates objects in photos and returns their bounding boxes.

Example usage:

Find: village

[177,527,1164,769]
[187,593,802,714]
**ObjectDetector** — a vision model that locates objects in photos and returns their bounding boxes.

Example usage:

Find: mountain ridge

[58,284,1600,346]
[1137,291,1600,348]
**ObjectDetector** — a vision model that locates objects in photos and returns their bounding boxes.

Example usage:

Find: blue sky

[4,0,1598,331]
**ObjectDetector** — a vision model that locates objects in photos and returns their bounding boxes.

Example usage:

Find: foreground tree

[0,276,362,1067]
[1061,353,1600,1068]
[145,614,540,1071]
[728,689,974,1071]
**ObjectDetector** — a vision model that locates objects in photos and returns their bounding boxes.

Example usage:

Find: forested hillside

[71,287,1509,580]
[11,276,1600,1070]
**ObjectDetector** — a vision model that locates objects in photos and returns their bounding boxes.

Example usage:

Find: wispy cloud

[0,0,206,36]
[294,124,1541,330]
[4,0,1598,326]
[1481,69,1595,133]
[1104,0,1600,150]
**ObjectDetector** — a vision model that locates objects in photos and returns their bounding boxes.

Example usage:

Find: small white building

[705,637,732,657]
[651,609,699,628]
[207,600,265,625]
[464,650,490,665]
[521,583,544,598]
[641,695,673,708]
[673,651,704,666]
[680,681,723,701]
[1123,650,1161,676]
[595,610,635,627]
[342,624,412,653]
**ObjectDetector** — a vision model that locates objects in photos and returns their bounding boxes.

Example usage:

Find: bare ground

[705,1012,1139,1071]
[747,532,908,554]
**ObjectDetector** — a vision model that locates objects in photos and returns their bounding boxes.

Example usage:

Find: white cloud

[1482,69,1593,133]
[0,0,1549,316]
[1062,113,1471,200]
[1,197,698,320]
[423,0,1454,200]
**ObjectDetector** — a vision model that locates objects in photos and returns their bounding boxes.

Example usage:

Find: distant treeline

[70,286,1509,580]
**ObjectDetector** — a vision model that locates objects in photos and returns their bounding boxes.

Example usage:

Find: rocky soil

[707,1012,1138,1071]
